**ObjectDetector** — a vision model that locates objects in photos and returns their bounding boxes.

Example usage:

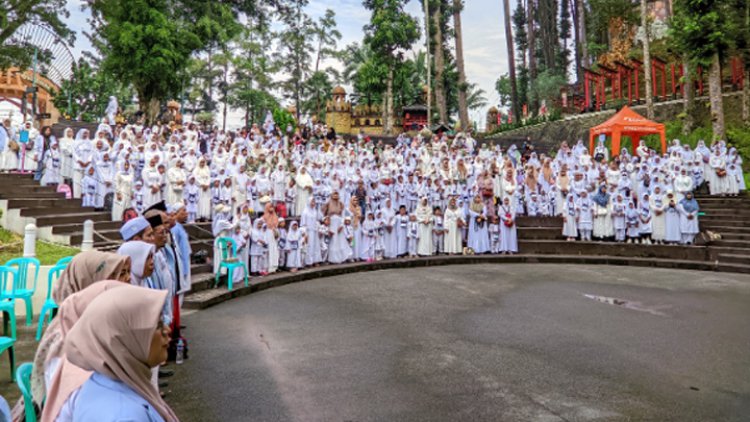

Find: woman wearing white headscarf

[113,160,135,221]
[58,127,75,181]
[415,197,433,256]
[72,129,93,199]
[117,240,156,287]
[301,198,322,266]
[295,167,314,216]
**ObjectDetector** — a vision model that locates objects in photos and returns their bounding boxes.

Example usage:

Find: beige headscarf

[62,286,178,421]
[52,251,129,303]
[31,251,129,404]
[38,281,128,421]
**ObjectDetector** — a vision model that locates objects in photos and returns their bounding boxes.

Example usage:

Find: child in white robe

[343,216,355,262]
[489,217,501,253]
[250,219,267,275]
[650,188,667,244]
[639,194,653,244]
[664,193,681,244]
[677,192,700,244]
[498,198,518,253]
[277,219,287,269]
[562,194,578,241]
[82,166,98,208]
[230,223,249,283]
[361,212,376,262]
[625,202,640,243]
[395,206,409,256]
[41,142,61,186]
[432,207,445,255]
[319,217,331,262]
[131,180,146,214]
[407,214,419,258]
[184,175,200,223]
[577,191,594,241]
[374,211,386,261]
[285,221,303,271]
[612,195,627,242]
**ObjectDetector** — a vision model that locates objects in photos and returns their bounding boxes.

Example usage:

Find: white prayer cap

[168,202,185,213]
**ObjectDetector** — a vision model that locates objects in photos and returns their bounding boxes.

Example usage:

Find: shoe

[158,380,169,389]
[159,369,174,378]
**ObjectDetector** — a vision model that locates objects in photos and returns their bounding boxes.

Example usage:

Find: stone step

[2,185,61,194]
[710,240,750,249]
[517,227,564,240]
[516,216,562,228]
[21,206,99,217]
[35,212,111,226]
[7,198,83,209]
[52,221,123,234]
[0,192,65,199]
[702,225,750,234]
[718,233,750,241]
[717,253,750,265]
[517,239,709,261]
[715,262,750,273]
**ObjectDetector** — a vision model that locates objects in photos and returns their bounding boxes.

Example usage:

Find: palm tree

[503,0,519,120]
[453,0,470,130]
[466,83,488,111]
[640,0,654,119]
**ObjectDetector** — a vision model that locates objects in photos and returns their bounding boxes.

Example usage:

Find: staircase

[0,173,216,284]
[694,194,750,273]
[515,192,750,274]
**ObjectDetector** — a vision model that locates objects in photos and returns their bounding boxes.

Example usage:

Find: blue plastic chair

[0,266,17,381]
[35,263,67,341]
[16,363,35,421]
[4,257,41,326]
[214,237,248,291]
[55,256,74,266]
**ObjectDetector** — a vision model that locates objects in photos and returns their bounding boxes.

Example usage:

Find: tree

[513,0,530,108]
[495,74,513,107]
[466,83,488,111]
[278,0,315,121]
[428,0,448,123]
[641,0,654,119]
[363,0,420,135]
[453,0,470,130]
[558,0,572,74]
[0,0,72,70]
[302,71,334,122]
[52,58,132,122]
[312,9,342,74]
[503,0,519,120]
[87,0,206,122]
[671,0,735,140]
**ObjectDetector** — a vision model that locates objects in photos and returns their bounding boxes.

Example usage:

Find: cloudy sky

[63,0,510,128]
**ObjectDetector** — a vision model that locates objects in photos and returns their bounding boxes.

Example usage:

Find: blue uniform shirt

[72,372,165,422]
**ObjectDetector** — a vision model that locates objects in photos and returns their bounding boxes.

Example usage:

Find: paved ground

[165,264,750,422]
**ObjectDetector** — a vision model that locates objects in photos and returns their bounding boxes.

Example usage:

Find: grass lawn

[0,227,79,265]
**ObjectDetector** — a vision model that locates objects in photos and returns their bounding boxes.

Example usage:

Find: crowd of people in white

[0,116,747,277]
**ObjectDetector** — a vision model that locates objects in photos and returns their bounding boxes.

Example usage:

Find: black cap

[146,214,164,228]
[144,200,167,214]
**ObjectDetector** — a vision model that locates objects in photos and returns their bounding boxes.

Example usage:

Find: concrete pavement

[167,264,750,421]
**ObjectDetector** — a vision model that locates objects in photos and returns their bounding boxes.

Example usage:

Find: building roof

[332,86,346,95]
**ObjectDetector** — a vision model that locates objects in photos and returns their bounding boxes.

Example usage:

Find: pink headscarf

[49,285,178,421]
[39,281,128,421]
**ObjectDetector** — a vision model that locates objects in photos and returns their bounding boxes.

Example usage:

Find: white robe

[444,207,463,254]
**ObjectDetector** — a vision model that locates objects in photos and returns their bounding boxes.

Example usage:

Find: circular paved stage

[168,264,750,422]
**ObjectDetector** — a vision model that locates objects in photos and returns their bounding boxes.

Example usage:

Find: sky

[62,0,510,129]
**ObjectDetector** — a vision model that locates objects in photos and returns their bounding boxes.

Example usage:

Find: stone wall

[486,92,744,151]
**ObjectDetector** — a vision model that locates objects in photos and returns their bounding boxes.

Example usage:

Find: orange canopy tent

[589,106,666,155]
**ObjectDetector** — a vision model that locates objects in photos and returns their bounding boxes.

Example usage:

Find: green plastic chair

[4,257,41,326]
[16,363,35,422]
[55,256,74,266]
[0,266,17,381]
[214,237,248,291]
[36,263,67,341]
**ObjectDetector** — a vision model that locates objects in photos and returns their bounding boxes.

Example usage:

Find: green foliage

[278,0,316,118]
[272,108,296,134]
[485,109,563,136]
[530,69,567,107]
[0,0,73,70]
[52,59,132,122]
[87,0,214,116]
[495,74,513,108]
[586,0,639,52]
[669,0,736,66]
[194,111,215,126]
[363,0,420,67]
[0,228,79,265]
[302,71,334,122]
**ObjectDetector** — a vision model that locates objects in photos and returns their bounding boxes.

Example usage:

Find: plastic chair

[35,264,67,341]
[214,237,248,291]
[55,256,74,266]
[4,257,41,326]
[16,363,35,422]
[0,267,17,382]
